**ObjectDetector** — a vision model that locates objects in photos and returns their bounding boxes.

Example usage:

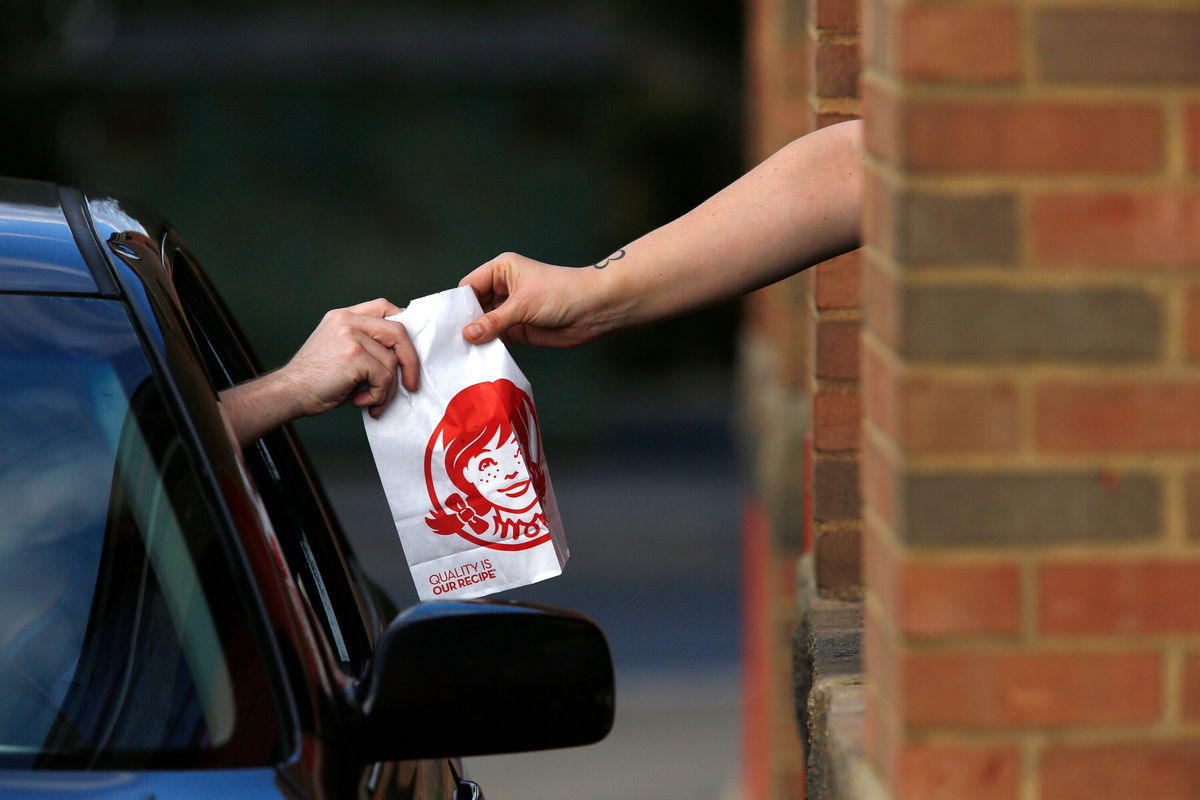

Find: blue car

[0,178,614,799]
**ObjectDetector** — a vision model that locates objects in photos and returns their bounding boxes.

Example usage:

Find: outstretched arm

[460,119,863,347]
[219,298,419,446]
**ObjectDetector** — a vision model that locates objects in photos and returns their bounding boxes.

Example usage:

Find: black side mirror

[355,600,615,762]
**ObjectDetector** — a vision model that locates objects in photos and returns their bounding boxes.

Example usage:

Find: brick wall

[741,6,808,796]
[803,0,864,602]
[861,0,1200,798]
[742,0,863,795]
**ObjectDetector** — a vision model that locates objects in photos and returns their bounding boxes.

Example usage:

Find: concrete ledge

[794,557,884,799]
[808,681,887,800]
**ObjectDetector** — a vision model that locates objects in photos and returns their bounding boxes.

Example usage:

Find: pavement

[319,410,744,800]
[467,668,740,800]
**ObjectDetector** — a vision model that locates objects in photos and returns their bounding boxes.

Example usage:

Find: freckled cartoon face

[462,432,537,512]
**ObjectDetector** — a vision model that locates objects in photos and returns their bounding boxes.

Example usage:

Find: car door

[0,291,290,799]
[161,239,463,800]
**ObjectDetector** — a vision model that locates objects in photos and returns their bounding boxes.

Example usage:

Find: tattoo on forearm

[592,249,626,270]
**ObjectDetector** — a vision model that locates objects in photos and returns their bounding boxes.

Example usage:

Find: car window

[168,248,373,672]
[0,294,279,769]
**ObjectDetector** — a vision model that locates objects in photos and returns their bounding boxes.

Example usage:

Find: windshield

[0,294,279,769]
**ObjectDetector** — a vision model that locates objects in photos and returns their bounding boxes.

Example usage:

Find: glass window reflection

[0,295,277,769]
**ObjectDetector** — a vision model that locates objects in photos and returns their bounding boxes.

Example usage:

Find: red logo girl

[423,379,551,551]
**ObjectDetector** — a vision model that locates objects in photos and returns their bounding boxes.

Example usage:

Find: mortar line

[1021,734,1040,800]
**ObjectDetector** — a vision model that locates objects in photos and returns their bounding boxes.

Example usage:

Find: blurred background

[3,1,748,797]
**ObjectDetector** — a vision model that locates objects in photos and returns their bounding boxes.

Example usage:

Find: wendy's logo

[423,379,551,551]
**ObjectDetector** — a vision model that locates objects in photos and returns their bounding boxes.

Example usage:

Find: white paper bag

[363,286,567,601]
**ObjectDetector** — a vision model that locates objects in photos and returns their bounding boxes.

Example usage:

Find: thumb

[462,306,518,344]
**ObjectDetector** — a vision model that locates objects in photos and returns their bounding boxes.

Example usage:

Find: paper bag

[363,286,567,601]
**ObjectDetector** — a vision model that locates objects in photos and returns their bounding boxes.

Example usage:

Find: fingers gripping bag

[363,286,567,601]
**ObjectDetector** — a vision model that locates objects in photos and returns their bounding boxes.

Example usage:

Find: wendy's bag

[364,286,567,601]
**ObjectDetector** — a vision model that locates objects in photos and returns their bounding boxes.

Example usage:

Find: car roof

[0,177,110,294]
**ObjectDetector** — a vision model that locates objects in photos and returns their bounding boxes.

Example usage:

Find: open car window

[0,295,279,769]
[167,247,374,673]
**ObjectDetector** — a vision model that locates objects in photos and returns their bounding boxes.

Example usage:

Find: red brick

[863,253,898,350]
[864,347,1020,457]
[1040,561,1200,635]
[901,561,1021,639]
[863,0,894,74]
[771,100,818,150]
[814,41,861,99]
[901,378,1020,455]
[862,79,899,164]
[814,249,862,310]
[904,102,1163,173]
[1042,741,1200,800]
[756,83,817,154]
[803,433,814,553]
[898,6,1020,83]
[813,389,861,451]
[801,283,817,386]
[815,527,862,594]
[865,516,899,616]
[903,649,1161,726]
[813,457,859,521]
[1184,650,1200,720]
[747,280,809,390]
[815,112,860,131]
[1035,9,1200,84]
[742,287,776,336]
[863,170,896,262]
[812,0,860,31]
[1188,105,1200,172]
[1032,191,1200,268]
[898,744,1019,800]
[863,338,897,441]
[774,0,808,45]
[779,45,810,95]
[815,318,861,380]
[863,434,898,538]
[765,281,798,342]
[1037,380,1200,452]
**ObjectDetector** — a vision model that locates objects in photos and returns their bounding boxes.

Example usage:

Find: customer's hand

[280,297,419,417]
[220,297,418,446]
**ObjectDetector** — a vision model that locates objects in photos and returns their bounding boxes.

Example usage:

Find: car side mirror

[355,600,615,762]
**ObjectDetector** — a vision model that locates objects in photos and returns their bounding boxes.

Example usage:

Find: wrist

[219,368,307,447]
[581,251,639,339]
[256,366,311,421]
